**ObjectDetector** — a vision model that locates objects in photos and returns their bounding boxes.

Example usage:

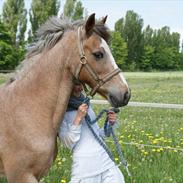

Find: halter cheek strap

[76,26,121,97]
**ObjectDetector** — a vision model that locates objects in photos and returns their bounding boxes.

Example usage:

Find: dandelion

[159,148,163,151]
[152,139,158,144]
[119,140,123,144]
[115,157,119,161]
[60,179,67,183]
[58,161,62,166]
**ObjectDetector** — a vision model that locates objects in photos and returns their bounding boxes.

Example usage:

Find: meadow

[0,72,183,183]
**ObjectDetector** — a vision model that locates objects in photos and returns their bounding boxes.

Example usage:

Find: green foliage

[0,2,183,71]
[140,45,154,71]
[0,20,23,70]
[1,0,27,70]
[180,52,183,69]
[115,10,144,70]
[0,21,12,44]
[64,0,84,20]
[72,1,84,21]
[110,31,128,70]
[0,41,20,70]
[29,0,60,38]
[2,0,27,46]
[114,10,183,71]
[153,47,180,70]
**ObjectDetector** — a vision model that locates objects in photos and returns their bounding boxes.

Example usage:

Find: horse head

[72,14,131,107]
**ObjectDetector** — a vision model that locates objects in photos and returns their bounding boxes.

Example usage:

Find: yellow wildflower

[60,179,66,183]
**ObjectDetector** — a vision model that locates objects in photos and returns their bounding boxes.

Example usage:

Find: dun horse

[0,14,130,183]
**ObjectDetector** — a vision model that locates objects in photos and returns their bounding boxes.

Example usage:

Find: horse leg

[7,173,39,183]
[3,156,40,183]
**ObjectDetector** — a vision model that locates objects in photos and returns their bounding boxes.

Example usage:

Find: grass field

[0,72,183,183]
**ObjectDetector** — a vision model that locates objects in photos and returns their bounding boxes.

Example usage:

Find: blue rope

[83,97,131,177]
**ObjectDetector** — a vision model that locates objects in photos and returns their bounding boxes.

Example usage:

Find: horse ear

[101,15,108,24]
[85,13,95,37]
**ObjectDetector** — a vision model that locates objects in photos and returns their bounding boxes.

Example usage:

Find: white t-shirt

[59,105,115,179]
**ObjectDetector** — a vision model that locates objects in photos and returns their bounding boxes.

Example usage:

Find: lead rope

[107,121,132,177]
[83,97,132,177]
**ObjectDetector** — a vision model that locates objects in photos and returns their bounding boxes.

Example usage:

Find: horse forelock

[93,24,110,43]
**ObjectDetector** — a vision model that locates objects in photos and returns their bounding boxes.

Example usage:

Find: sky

[0,0,183,40]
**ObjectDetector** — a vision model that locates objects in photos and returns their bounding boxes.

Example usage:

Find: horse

[0,14,130,183]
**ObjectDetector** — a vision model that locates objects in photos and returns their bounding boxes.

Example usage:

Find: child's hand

[107,110,117,125]
[77,104,88,119]
[74,104,88,125]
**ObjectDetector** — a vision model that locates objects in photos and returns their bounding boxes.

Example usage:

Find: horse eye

[93,51,104,60]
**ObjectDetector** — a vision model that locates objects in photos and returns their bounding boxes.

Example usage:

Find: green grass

[124,71,183,104]
[0,72,183,183]
[0,74,9,84]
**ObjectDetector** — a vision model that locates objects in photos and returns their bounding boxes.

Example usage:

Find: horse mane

[27,16,110,58]
[26,16,75,58]
[6,16,110,83]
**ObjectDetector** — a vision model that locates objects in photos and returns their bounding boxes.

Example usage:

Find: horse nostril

[124,91,131,104]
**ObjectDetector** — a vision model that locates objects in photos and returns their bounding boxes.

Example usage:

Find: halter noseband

[75,26,121,97]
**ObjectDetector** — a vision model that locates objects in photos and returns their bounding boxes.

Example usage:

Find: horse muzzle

[108,89,131,107]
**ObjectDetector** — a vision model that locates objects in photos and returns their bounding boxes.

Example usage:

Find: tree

[140,45,154,71]
[72,1,84,20]
[0,20,20,70]
[143,25,154,46]
[151,26,181,70]
[153,47,179,70]
[2,0,27,46]
[64,0,84,20]
[115,10,144,70]
[110,31,128,70]
[115,18,125,38]
[29,0,60,38]
[180,51,183,69]
[140,25,155,71]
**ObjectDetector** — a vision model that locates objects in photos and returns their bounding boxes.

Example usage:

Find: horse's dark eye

[93,51,104,60]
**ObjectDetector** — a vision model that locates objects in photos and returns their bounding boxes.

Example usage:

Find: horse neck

[13,36,76,131]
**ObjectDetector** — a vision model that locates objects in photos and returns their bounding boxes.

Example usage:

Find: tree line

[0,0,183,71]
